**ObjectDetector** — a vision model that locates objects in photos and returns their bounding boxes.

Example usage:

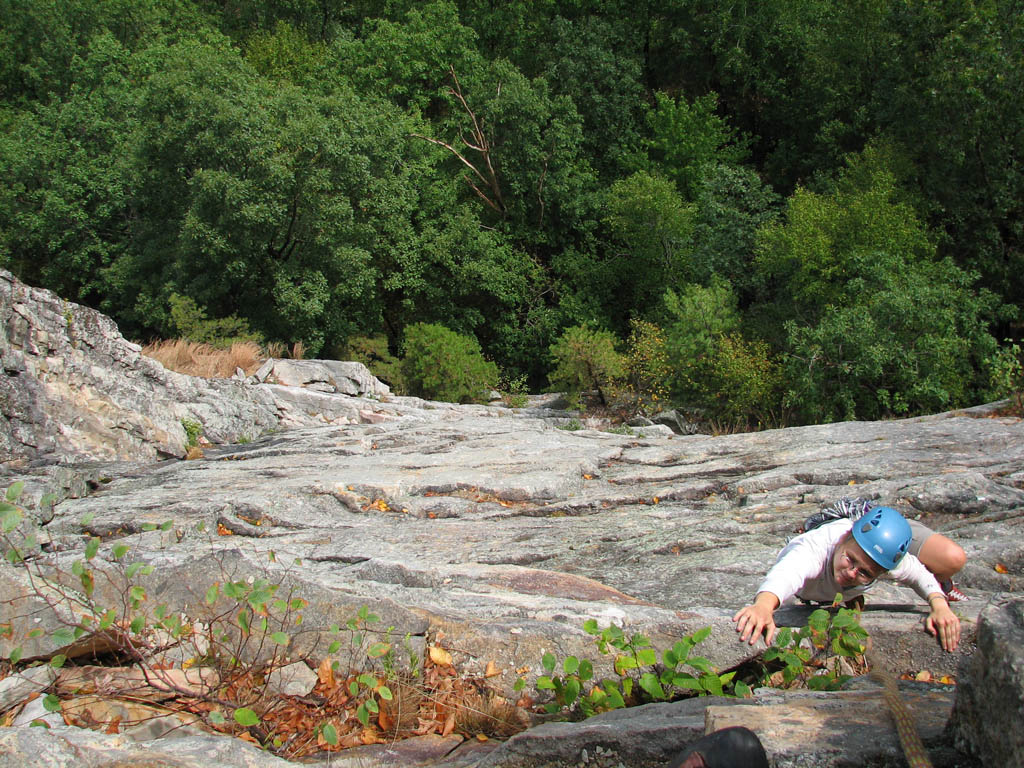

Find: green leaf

[513,677,525,692]
[690,626,712,644]
[233,707,260,726]
[205,584,219,605]
[80,512,95,526]
[365,698,379,714]
[328,641,341,654]
[130,615,145,634]
[141,523,157,531]
[734,680,753,698]
[322,723,338,745]
[1,505,22,534]
[774,627,792,646]
[578,658,594,682]
[378,685,393,701]
[51,628,75,647]
[270,631,289,646]
[6,482,25,502]
[563,656,580,675]
[42,694,62,712]
[349,681,359,696]
[808,609,829,632]
[125,563,143,577]
[639,671,666,700]
[160,520,173,531]
[50,655,67,669]
[563,677,581,704]
[71,561,85,577]
[541,651,556,673]
[357,673,377,688]
[112,544,129,560]
[8,646,23,665]
[673,674,703,691]
[356,704,370,726]
[614,654,638,675]
[129,585,146,603]
[583,618,599,634]
[367,642,391,658]
[237,609,250,633]
[536,675,555,690]
[84,537,100,561]
[209,711,226,724]
[80,570,94,597]
[27,628,43,639]
[636,648,657,666]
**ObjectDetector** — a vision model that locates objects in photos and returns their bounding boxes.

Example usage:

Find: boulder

[951,595,1024,767]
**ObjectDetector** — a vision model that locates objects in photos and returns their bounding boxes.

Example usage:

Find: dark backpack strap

[802,496,875,533]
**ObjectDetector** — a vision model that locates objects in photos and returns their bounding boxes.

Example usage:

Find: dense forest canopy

[1,0,1021,425]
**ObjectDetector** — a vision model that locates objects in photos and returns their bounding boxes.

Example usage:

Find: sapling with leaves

[520,618,750,719]
[761,598,869,691]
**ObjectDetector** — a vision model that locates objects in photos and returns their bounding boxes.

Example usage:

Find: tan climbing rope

[866,650,934,768]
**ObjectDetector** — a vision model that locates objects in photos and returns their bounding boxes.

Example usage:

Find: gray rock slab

[951,594,1024,767]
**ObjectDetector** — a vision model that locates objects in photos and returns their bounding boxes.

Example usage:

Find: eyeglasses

[839,549,878,584]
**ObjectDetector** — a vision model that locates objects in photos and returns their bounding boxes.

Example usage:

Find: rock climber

[732,501,965,652]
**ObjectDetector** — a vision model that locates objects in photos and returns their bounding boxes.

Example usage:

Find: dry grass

[142,339,264,379]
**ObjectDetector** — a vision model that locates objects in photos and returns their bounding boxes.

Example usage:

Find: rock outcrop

[2,270,1022,767]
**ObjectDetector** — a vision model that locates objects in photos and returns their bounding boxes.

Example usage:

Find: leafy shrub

[762,600,868,690]
[519,619,748,720]
[342,334,405,393]
[625,318,670,416]
[703,334,782,430]
[168,293,262,348]
[400,323,498,403]
[547,325,627,407]
[984,340,1024,413]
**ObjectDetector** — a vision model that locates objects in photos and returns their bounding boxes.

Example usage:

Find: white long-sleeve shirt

[757,519,942,605]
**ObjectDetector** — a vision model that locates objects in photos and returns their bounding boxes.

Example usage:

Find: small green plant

[519,619,748,720]
[762,598,868,690]
[604,424,635,436]
[168,293,261,348]
[181,418,203,448]
[499,372,530,409]
[556,418,583,431]
[325,605,395,727]
[986,340,1024,414]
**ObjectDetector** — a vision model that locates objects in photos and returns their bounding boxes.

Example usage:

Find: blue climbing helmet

[851,506,912,570]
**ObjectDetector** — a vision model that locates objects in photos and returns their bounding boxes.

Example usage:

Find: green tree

[400,323,498,403]
[755,146,1005,422]
[646,91,749,200]
[602,171,695,310]
[114,36,424,353]
[547,325,627,407]
[0,32,137,308]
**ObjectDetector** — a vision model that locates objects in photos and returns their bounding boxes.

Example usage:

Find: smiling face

[833,533,887,587]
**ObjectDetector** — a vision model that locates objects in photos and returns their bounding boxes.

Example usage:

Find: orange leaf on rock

[915,670,932,682]
[360,727,379,745]
[441,713,456,737]
[217,523,233,536]
[995,563,1009,574]
[317,657,335,687]
[429,646,453,667]
[484,660,500,678]
[378,708,393,732]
